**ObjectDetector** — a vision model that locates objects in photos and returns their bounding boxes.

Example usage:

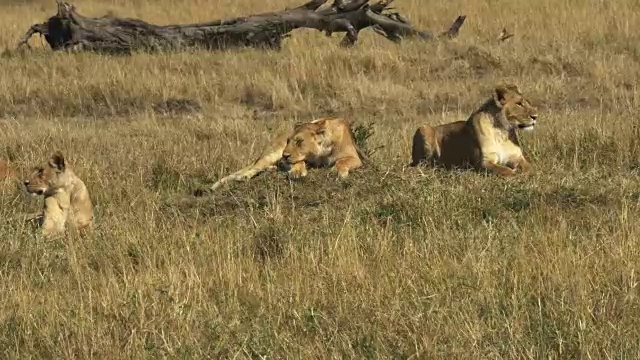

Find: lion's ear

[49,152,66,171]
[505,84,521,94]
[492,84,519,107]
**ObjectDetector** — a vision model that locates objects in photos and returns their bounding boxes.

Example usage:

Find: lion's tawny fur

[211,117,364,190]
[411,84,538,176]
[24,152,94,236]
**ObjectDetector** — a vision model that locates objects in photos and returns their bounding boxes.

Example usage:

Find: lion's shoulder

[300,117,356,144]
[310,117,351,130]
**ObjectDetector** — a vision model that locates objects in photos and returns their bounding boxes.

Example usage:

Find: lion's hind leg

[410,125,439,167]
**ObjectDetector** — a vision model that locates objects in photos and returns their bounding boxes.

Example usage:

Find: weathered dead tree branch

[17,0,466,54]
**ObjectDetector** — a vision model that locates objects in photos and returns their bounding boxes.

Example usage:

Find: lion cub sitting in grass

[211,117,365,190]
[411,84,538,176]
[24,152,94,236]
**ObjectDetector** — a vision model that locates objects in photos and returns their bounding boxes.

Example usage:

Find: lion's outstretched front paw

[288,169,308,179]
[287,162,308,179]
[499,168,517,177]
[336,169,349,179]
[516,158,533,175]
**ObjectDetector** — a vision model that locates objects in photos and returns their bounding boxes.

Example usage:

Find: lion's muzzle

[518,114,537,131]
[277,157,292,172]
[24,180,45,195]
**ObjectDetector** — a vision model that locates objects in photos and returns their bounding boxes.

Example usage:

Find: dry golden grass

[1,0,640,358]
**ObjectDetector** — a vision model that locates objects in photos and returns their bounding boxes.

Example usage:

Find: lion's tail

[345,121,372,165]
[356,147,371,164]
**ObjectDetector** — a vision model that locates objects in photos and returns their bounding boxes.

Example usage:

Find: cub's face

[24,152,68,196]
[281,124,329,165]
[494,85,539,131]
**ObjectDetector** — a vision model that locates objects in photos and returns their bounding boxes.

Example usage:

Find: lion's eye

[295,139,303,146]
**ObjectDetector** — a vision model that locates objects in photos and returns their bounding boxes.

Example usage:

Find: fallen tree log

[16,0,466,54]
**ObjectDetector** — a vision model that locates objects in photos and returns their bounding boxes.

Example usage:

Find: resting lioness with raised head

[24,152,94,236]
[411,84,538,176]
[210,117,364,190]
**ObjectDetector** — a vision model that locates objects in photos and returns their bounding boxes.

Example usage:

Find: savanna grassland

[1,0,640,358]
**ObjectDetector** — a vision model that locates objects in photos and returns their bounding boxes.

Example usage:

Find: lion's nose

[277,157,292,172]
[23,180,29,186]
